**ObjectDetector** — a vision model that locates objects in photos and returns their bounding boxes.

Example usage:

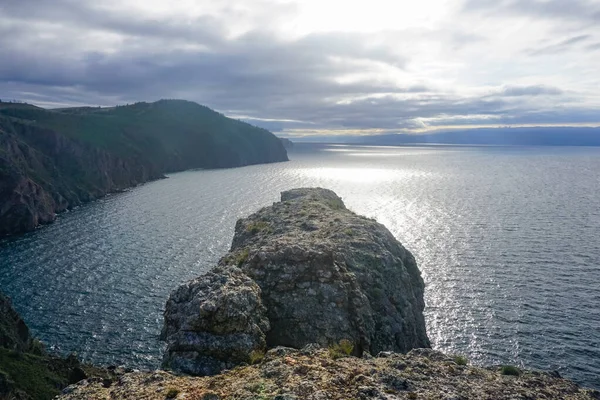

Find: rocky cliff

[0,100,288,236]
[162,188,430,376]
[279,137,294,150]
[0,292,32,353]
[0,118,163,236]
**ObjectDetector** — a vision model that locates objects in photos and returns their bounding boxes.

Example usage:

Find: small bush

[247,380,266,393]
[248,349,265,365]
[29,339,46,356]
[246,220,271,234]
[344,229,354,236]
[339,339,353,355]
[223,248,249,266]
[328,339,354,359]
[453,355,468,366]
[500,365,521,376]
[325,198,345,210]
[165,387,180,398]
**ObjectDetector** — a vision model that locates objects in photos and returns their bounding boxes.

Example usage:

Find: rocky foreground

[5,187,597,399]
[60,346,599,400]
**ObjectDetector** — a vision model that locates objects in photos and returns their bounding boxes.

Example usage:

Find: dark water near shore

[1,144,599,388]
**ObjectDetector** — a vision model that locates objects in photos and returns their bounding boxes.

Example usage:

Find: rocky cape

[0,100,288,236]
[161,188,430,376]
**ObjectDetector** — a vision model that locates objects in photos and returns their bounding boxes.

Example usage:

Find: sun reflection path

[296,167,428,183]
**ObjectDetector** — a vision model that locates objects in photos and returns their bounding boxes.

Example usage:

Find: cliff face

[279,137,294,150]
[162,188,430,376]
[0,119,162,236]
[0,100,288,236]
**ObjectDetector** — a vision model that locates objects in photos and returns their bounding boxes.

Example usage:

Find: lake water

[1,144,599,388]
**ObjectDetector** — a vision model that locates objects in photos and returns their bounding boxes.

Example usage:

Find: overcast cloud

[1,0,599,136]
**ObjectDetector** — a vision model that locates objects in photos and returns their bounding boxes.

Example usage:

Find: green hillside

[0,100,288,236]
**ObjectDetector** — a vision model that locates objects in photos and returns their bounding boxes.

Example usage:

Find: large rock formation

[162,188,430,375]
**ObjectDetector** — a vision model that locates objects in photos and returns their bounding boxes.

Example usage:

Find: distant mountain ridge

[356,127,600,146]
[289,127,600,146]
[0,100,288,236]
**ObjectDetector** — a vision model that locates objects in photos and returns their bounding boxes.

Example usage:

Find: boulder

[161,267,269,375]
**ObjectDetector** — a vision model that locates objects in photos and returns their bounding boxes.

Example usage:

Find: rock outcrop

[162,188,430,376]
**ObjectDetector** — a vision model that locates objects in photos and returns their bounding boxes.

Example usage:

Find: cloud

[0,0,599,136]
[526,35,592,56]
[462,0,600,24]
[500,85,564,96]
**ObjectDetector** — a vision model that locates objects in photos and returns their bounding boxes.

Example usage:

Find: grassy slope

[0,348,67,400]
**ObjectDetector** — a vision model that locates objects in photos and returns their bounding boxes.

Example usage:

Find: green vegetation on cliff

[0,100,288,236]
[0,292,103,400]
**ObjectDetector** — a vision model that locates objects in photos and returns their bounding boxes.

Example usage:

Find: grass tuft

[453,355,468,366]
[328,339,354,359]
[325,198,345,210]
[248,349,265,365]
[500,365,521,376]
[246,220,272,234]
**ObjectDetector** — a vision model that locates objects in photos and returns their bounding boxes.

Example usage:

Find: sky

[1,0,599,137]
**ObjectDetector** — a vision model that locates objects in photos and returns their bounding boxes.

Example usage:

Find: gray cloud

[526,35,592,56]
[463,0,600,24]
[0,0,598,135]
[587,43,600,51]
[501,85,564,96]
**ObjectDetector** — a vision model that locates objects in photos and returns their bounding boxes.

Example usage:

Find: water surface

[1,144,599,388]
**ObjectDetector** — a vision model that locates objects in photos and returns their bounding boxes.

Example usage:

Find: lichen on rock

[162,188,430,376]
